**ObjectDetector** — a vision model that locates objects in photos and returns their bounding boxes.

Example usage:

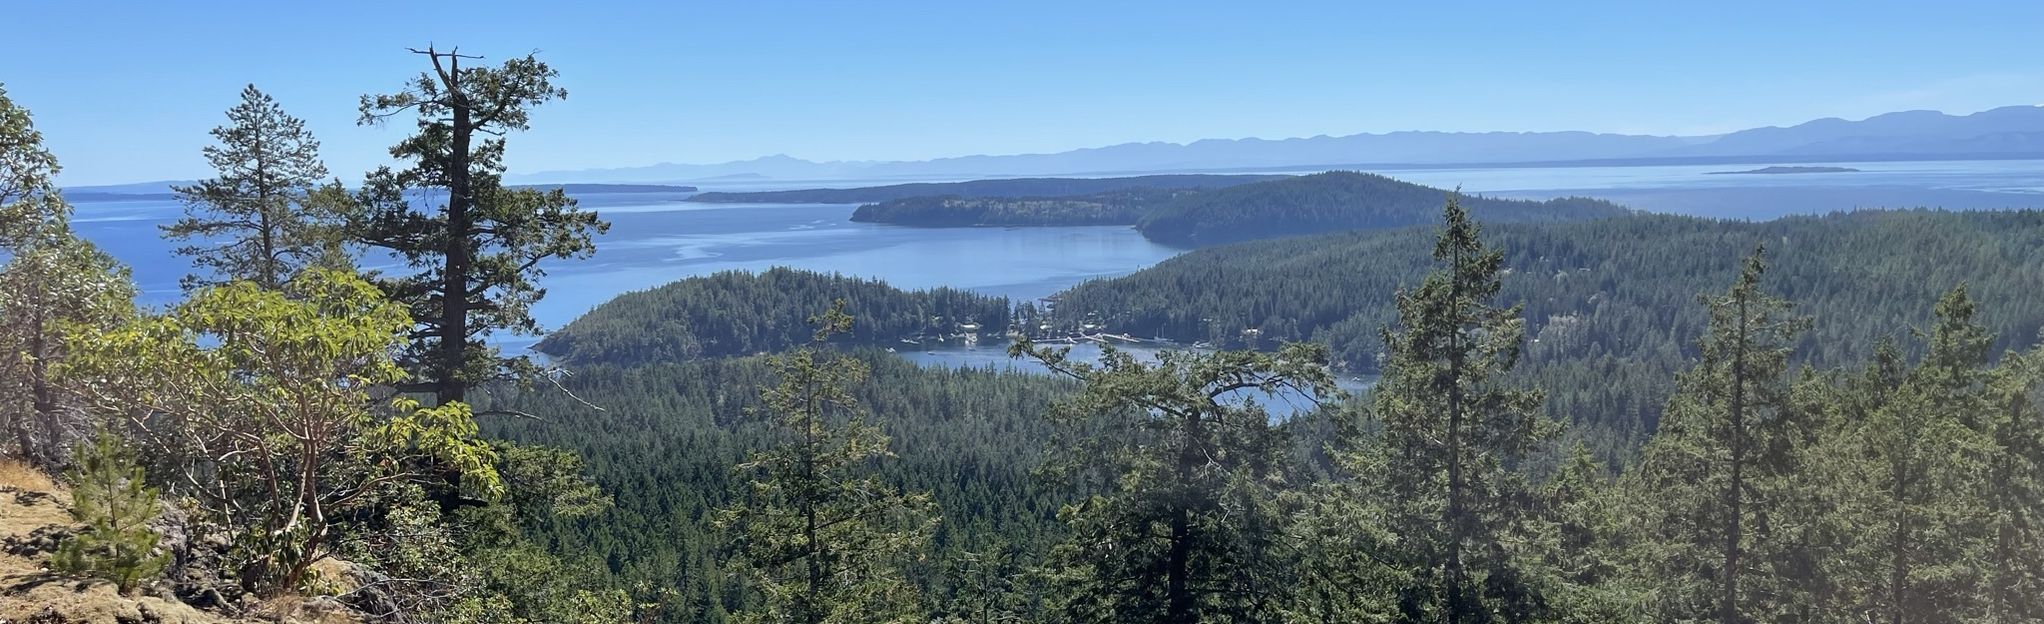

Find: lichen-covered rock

[3,523,77,556]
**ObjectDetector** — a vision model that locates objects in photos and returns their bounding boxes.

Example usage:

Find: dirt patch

[0,472,231,623]
[0,458,58,493]
[0,464,367,623]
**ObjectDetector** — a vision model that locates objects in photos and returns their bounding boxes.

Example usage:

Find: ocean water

[64,158,2044,372]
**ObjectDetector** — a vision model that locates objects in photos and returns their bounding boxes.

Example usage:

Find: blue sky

[4,0,2041,186]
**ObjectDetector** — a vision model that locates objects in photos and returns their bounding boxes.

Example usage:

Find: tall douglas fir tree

[1360,194,1558,622]
[1624,247,1809,623]
[354,47,609,405]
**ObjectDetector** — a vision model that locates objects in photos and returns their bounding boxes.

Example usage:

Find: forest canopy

[535,267,1014,365]
[1133,170,1630,246]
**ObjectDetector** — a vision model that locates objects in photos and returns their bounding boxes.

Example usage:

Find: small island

[1706,166,1860,175]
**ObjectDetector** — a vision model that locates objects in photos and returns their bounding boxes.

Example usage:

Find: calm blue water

[67,191,1182,343]
[65,158,2044,372]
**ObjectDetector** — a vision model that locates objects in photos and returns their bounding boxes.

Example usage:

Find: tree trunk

[1166,408,1203,624]
[1443,241,1469,624]
[255,114,277,290]
[27,299,59,470]
[803,373,823,624]
[1721,292,1748,624]
[1887,457,1909,624]
[437,84,474,407]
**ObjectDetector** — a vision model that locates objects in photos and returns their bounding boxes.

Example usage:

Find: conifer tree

[1982,344,2044,623]
[1287,432,1409,623]
[1624,247,1808,623]
[1858,285,1994,623]
[1365,195,1556,622]
[1530,442,1630,621]
[718,301,937,624]
[1012,338,1335,624]
[165,84,346,290]
[1758,363,1865,622]
[355,46,608,405]
[52,431,170,595]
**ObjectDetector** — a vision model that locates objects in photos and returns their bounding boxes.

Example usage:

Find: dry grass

[0,457,58,493]
[0,459,269,623]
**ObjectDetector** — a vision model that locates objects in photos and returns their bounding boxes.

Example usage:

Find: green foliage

[717,303,938,623]
[930,546,1052,623]
[62,269,501,593]
[0,89,137,470]
[1621,248,1810,622]
[478,350,1077,623]
[340,443,666,624]
[165,84,348,290]
[353,47,608,405]
[1849,286,1997,622]
[1980,344,2044,623]
[1013,338,1336,623]
[1526,444,1633,622]
[850,188,1193,227]
[1056,208,2044,460]
[477,215,2044,623]
[538,267,1013,365]
[0,83,68,247]
[0,230,136,469]
[1133,171,1626,246]
[52,431,169,594]
[1342,195,1561,622]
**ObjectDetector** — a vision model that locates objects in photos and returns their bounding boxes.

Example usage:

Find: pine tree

[1758,363,1864,622]
[1857,285,1994,623]
[935,546,1044,624]
[1529,442,1630,622]
[1624,247,1808,623]
[1365,195,1556,622]
[52,431,169,595]
[1013,336,1335,624]
[165,84,345,290]
[1982,344,2044,623]
[1288,428,1410,623]
[354,46,608,406]
[717,301,937,624]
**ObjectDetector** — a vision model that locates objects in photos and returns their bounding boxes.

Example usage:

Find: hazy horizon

[5,1,2042,185]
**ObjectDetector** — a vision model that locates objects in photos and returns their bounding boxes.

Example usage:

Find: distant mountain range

[511,106,2044,184]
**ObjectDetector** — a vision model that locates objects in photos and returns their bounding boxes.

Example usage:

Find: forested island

[1707,165,1861,174]
[1132,171,1629,245]
[684,173,1282,204]
[9,47,2044,624]
[513,182,700,193]
[535,267,1012,364]
[848,170,1631,246]
[847,188,1188,226]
